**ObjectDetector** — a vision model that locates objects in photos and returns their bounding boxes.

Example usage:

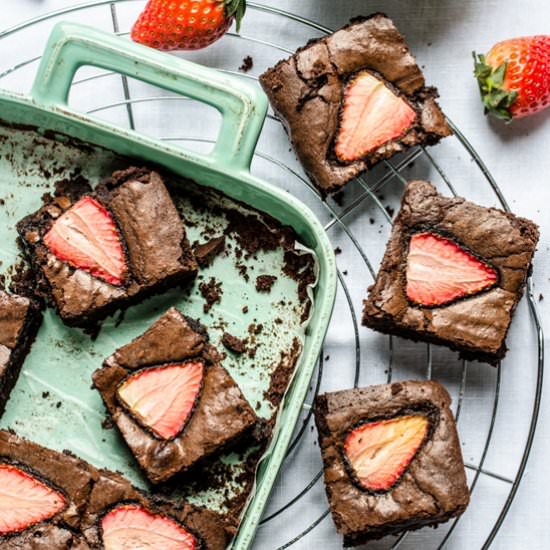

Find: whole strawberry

[474,35,550,121]
[131,0,246,51]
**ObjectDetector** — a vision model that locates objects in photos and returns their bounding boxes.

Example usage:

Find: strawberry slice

[0,463,66,535]
[335,71,417,162]
[117,362,204,440]
[44,196,127,286]
[344,415,429,492]
[406,232,498,306]
[101,503,197,549]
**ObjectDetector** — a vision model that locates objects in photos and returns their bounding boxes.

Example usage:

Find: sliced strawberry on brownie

[101,503,199,549]
[117,361,204,440]
[17,167,198,328]
[343,415,429,492]
[335,72,417,162]
[406,231,498,307]
[44,196,127,287]
[0,463,67,535]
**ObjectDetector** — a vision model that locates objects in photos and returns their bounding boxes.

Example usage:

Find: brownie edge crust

[314,381,470,546]
[363,180,539,365]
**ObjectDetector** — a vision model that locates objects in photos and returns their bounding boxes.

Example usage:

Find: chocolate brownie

[0,429,229,549]
[0,291,42,416]
[0,429,95,549]
[314,381,469,546]
[259,14,451,194]
[81,469,228,549]
[17,167,198,328]
[363,180,539,364]
[93,307,257,484]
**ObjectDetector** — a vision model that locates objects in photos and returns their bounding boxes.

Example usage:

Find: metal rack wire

[0,2,544,548]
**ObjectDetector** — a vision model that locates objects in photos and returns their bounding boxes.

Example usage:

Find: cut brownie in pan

[363,180,539,364]
[314,380,469,546]
[259,13,451,194]
[93,307,257,484]
[0,429,229,549]
[0,291,41,417]
[17,167,198,328]
[0,429,95,549]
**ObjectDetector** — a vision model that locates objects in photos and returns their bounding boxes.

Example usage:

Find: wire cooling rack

[0,2,544,549]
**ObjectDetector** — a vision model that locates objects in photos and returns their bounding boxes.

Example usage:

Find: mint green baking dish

[0,22,336,549]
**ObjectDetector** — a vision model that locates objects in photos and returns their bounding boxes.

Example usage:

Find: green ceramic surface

[0,23,336,549]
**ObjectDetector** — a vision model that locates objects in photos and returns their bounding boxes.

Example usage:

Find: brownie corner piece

[92,307,257,484]
[16,167,198,328]
[0,291,42,416]
[259,13,451,194]
[313,380,469,546]
[362,180,539,364]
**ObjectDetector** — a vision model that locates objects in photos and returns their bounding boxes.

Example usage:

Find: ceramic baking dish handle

[30,22,268,172]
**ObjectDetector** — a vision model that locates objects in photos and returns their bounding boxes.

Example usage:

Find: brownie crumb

[385,205,395,217]
[222,332,247,354]
[369,217,375,224]
[56,401,62,409]
[333,190,345,207]
[539,293,544,302]
[199,277,223,313]
[242,305,249,314]
[334,246,342,255]
[239,55,254,73]
[101,417,114,430]
[193,236,226,267]
[41,391,50,399]
[255,274,277,293]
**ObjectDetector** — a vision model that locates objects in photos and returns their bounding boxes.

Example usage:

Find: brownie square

[363,180,539,364]
[93,307,257,484]
[17,167,198,328]
[81,469,229,549]
[0,291,42,416]
[0,429,95,549]
[259,14,451,194]
[314,381,469,546]
[0,430,229,549]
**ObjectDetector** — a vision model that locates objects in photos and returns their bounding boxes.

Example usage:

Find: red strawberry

[474,35,550,120]
[344,415,429,492]
[101,503,197,549]
[335,71,416,162]
[406,232,498,307]
[131,0,246,51]
[117,362,204,440]
[44,196,127,287]
[0,463,66,535]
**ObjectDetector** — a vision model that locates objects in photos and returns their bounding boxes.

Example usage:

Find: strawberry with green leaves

[474,35,550,121]
[131,0,246,51]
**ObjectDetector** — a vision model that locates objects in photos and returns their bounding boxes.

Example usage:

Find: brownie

[17,167,198,328]
[93,307,257,484]
[0,430,229,549]
[314,381,469,546]
[363,180,539,364]
[0,429,95,549]
[0,291,42,416]
[259,14,451,194]
[81,469,228,549]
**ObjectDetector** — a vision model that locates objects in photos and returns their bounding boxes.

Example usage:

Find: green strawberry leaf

[473,52,518,122]
[225,0,246,32]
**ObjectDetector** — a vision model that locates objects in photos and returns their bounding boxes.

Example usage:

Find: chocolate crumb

[102,417,114,430]
[199,277,223,313]
[242,305,249,314]
[539,293,544,302]
[42,391,50,399]
[193,236,226,267]
[334,246,342,255]
[56,401,62,409]
[222,332,247,354]
[239,55,254,73]
[255,274,277,293]
[385,205,395,217]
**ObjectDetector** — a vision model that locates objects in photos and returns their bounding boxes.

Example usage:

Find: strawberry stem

[473,52,518,122]
[225,0,246,32]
